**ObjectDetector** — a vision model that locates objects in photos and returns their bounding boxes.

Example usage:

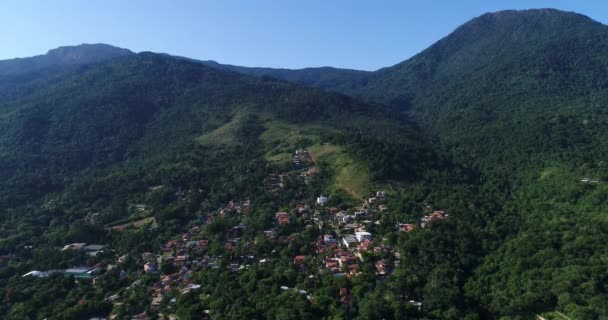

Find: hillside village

[20,148,449,319]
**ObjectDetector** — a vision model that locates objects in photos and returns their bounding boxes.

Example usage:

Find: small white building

[355,231,372,242]
[316,195,329,206]
[342,235,359,248]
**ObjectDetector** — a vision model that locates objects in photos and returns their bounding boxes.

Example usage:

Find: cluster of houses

[267,174,283,195]
[293,148,312,168]
[27,147,451,318]
[420,210,449,228]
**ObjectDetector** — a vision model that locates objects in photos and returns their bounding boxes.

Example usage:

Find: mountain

[208,9,608,176]
[0,44,134,105]
[195,9,608,318]
[351,9,608,170]
[0,43,133,77]
[199,60,371,92]
[0,50,473,319]
[342,9,608,318]
[0,52,437,207]
[3,8,608,320]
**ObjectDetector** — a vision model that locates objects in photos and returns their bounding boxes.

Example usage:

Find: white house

[355,231,372,242]
[316,195,329,206]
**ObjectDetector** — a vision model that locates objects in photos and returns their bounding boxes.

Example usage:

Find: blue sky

[2,0,608,70]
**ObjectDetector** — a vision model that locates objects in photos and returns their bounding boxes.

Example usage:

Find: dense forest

[1,8,608,320]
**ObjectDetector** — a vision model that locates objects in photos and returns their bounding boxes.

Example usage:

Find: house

[342,215,354,224]
[275,212,290,225]
[174,255,188,266]
[378,205,388,212]
[325,259,340,272]
[376,191,387,200]
[421,210,449,227]
[133,204,148,212]
[354,210,368,218]
[62,243,87,252]
[296,204,310,215]
[355,231,372,242]
[398,223,415,233]
[375,260,390,275]
[342,223,359,231]
[323,234,336,244]
[342,235,359,248]
[144,262,158,274]
[64,267,101,279]
[22,270,62,278]
[84,244,105,256]
[358,239,373,252]
[264,230,277,239]
[293,255,306,265]
[316,195,329,206]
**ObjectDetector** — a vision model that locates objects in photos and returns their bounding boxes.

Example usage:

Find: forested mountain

[0,44,134,105]
[1,51,443,213]
[2,7,608,320]
[215,9,608,174]
[194,8,608,319]
[198,61,371,92]
[0,52,461,319]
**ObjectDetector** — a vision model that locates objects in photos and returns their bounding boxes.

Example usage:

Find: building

[84,244,105,256]
[376,191,387,200]
[355,231,372,242]
[144,262,158,274]
[61,243,86,252]
[342,235,358,248]
[421,210,449,227]
[399,223,415,233]
[316,195,329,206]
[275,212,290,225]
[22,270,63,278]
[323,234,336,244]
[64,267,101,279]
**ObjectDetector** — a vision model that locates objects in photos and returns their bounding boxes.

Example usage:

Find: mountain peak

[459,8,602,35]
[0,43,134,77]
[44,43,134,64]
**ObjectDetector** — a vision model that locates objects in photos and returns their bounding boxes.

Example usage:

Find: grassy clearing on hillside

[260,120,338,164]
[195,113,244,146]
[309,144,371,199]
[195,112,372,198]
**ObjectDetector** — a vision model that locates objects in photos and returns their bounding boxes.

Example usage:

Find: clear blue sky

[2,0,608,70]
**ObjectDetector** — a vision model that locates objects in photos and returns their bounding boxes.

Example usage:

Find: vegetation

[2,8,608,319]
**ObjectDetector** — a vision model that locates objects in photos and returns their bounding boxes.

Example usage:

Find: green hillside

[198,9,608,318]
[0,51,475,319]
[3,8,608,320]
